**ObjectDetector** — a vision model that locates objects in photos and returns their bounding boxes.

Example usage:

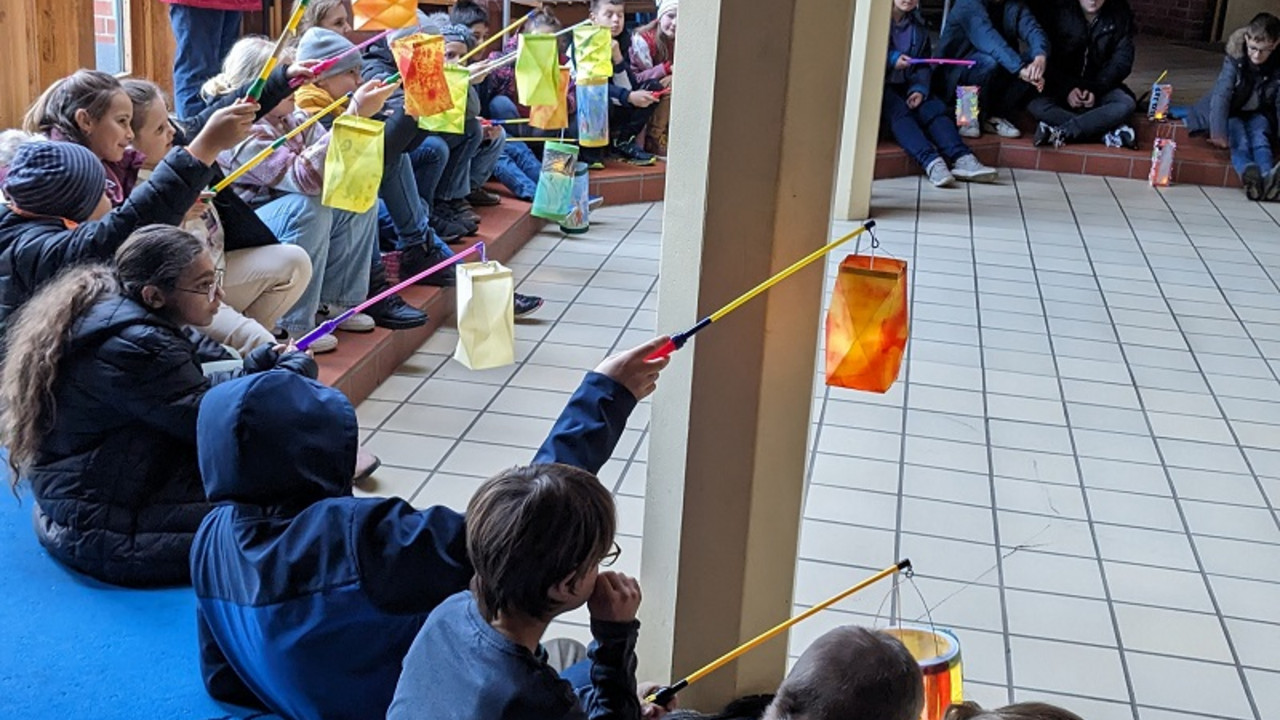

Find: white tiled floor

[357,173,1280,720]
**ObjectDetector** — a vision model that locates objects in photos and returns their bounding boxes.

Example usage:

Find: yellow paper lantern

[516,34,560,107]
[352,0,418,31]
[824,254,909,393]
[416,65,470,134]
[322,115,385,214]
[530,68,571,131]
[573,25,614,82]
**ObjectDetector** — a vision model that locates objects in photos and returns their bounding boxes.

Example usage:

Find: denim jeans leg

[488,95,524,136]
[379,156,431,251]
[170,5,238,119]
[880,86,941,170]
[324,209,377,309]
[918,96,973,163]
[509,139,542,183]
[1064,89,1138,141]
[1228,116,1253,176]
[492,152,538,199]
[254,194,333,335]
[1026,96,1080,128]
[1245,113,1275,171]
[470,130,507,191]
[443,119,484,201]
[410,136,451,207]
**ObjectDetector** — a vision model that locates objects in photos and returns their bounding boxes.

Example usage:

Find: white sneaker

[308,333,339,354]
[925,158,956,188]
[959,123,981,139]
[950,154,999,183]
[983,116,1022,138]
[336,312,376,333]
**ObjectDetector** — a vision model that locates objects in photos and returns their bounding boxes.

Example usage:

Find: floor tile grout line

[1153,187,1280,532]
[1015,170,1141,720]
[1079,176,1263,720]
[888,173,925,626]
[964,175,1016,703]
[381,208,655,504]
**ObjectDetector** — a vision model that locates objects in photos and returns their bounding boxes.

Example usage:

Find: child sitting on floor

[191,336,671,720]
[122,78,312,354]
[1184,12,1280,201]
[883,0,999,187]
[585,0,660,168]
[207,36,397,352]
[387,464,645,720]
[630,0,677,157]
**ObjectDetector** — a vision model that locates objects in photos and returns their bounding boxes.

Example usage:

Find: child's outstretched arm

[533,336,671,473]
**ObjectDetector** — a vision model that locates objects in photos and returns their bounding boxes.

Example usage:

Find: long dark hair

[22,70,125,146]
[1,225,206,483]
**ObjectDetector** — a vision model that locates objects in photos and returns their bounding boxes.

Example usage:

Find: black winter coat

[1037,0,1135,102]
[0,147,214,342]
[26,294,317,587]
[1185,27,1280,141]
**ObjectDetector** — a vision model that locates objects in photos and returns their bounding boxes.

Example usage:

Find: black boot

[400,243,457,288]
[366,256,428,330]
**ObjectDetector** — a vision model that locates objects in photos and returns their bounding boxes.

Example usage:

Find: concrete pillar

[639,0,857,710]
[835,0,893,220]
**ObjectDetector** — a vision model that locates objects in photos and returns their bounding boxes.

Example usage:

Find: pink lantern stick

[907,58,977,66]
[290,29,394,87]
[295,242,487,351]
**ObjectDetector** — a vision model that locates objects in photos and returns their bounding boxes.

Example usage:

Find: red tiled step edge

[875,116,1239,188]
[315,160,666,406]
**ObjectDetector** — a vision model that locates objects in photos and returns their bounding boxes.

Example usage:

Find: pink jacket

[160,0,261,12]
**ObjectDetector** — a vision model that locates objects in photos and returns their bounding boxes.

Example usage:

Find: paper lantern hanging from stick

[321,115,385,213]
[955,85,979,129]
[1147,83,1173,121]
[392,33,453,119]
[824,254,909,393]
[516,34,560,107]
[530,67,571,130]
[453,261,516,370]
[353,0,418,31]
[573,25,614,82]
[417,65,470,134]
[576,76,610,148]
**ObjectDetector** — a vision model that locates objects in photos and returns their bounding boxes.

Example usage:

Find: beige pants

[197,243,313,354]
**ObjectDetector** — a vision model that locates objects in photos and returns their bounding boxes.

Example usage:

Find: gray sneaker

[951,154,999,183]
[925,158,956,187]
[959,122,981,139]
[983,116,1022,138]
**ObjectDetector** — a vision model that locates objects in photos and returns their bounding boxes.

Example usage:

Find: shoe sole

[953,170,998,183]
[371,317,428,330]
[929,177,956,188]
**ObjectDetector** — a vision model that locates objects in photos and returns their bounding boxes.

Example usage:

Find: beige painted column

[834,0,893,220]
[639,0,857,710]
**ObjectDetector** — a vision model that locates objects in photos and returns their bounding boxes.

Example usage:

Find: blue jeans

[408,136,450,209]
[940,51,1025,118]
[493,142,541,200]
[255,194,374,335]
[471,128,507,191]
[882,86,972,170]
[169,4,242,119]
[379,155,433,251]
[439,118,484,201]
[1228,113,1275,177]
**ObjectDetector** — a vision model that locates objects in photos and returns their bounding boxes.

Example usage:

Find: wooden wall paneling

[0,0,95,128]
[123,0,176,95]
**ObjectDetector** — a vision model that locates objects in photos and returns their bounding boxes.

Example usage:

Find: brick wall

[94,0,118,48]
[1129,0,1214,41]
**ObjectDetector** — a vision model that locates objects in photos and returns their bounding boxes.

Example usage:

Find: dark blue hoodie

[190,370,636,720]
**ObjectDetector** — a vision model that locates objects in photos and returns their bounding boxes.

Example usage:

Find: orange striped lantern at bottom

[824,254,908,393]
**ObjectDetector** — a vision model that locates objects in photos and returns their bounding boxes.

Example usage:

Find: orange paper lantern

[530,68,571,130]
[391,34,453,119]
[353,0,418,31]
[824,254,908,393]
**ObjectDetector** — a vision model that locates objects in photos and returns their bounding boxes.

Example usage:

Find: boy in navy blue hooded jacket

[936,0,1050,139]
[189,336,672,720]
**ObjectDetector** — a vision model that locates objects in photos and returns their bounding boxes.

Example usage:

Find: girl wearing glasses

[0,225,317,587]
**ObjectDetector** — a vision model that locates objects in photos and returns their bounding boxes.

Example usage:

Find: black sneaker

[366,293,428,329]
[1243,163,1265,201]
[612,137,656,166]
[400,244,457,287]
[434,204,479,236]
[446,198,481,223]
[466,187,501,207]
[513,292,544,318]
[429,213,470,242]
[1033,121,1065,149]
[1265,161,1280,202]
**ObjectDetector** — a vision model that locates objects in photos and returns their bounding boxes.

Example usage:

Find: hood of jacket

[197,370,357,506]
[69,292,182,351]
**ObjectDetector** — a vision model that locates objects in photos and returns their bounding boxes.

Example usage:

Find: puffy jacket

[886,10,935,99]
[25,294,317,587]
[937,0,1049,75]
[1038,0,1135,101]
[191,370,637,720]
[1185,27,1280,141]
[159,0,260,11]
[0,146,214,343]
